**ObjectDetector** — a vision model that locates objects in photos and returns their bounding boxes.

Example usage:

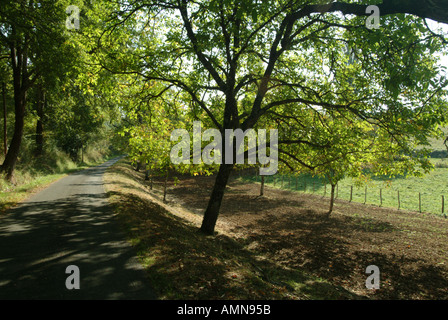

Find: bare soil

[151,171,448,300]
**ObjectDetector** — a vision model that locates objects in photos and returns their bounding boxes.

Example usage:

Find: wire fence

[238,170,448,217]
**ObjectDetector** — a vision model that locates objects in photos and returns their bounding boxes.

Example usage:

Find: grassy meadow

[242,158,448,217]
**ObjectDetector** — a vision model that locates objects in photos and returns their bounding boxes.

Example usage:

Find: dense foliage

[1,1,447,234]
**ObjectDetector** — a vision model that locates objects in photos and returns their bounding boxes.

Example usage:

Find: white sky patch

[426,19,448,73]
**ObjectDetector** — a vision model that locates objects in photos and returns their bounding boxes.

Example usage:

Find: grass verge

[103,159,363,300]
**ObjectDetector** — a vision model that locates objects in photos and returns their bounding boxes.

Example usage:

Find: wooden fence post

[419,192,422,213]
[364,186,367,204]
[350,186,353,202]
[380,188,382,207]
[442,195,445,215]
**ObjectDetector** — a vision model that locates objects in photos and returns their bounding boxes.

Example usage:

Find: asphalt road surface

[0,158,156,300]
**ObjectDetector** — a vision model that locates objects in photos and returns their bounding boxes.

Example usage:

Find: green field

[242,158,448,217]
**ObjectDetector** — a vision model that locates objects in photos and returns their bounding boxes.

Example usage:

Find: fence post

[419,192,421,213]
[380,188,382,207]
[350,186,353,202]
[442,195,445,215]
[364,186,367,204]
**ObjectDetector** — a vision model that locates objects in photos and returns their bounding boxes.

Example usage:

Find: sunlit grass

[242,158,448,216]
[0,173,66,214]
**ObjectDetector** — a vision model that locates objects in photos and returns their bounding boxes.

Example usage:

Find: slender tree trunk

[260,174,265,196]
[1,37,33,182]
[327,183,336,217]
[2,90,25,182]
[200,163,234,235]
[2,82,6,157]
[35,85,44,156]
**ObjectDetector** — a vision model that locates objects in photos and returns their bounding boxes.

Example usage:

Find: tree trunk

[327,183,336,217]
[1,91,25,182]
[260,174,265,196]
[35,85,44,156]
[1,36,33,182]
[2,82,7,157]
[200,163,234,235]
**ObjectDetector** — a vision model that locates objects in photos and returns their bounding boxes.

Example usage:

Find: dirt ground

[149,170,448,300]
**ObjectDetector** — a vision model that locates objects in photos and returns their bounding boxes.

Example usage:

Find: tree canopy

[1,0,447,235]
[96,0,447,234]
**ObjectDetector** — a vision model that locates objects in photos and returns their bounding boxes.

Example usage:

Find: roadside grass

[0,172,66,214]
[241,158,448,217]
[104,159,363,300]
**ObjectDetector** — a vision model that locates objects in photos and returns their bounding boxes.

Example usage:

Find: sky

[427,19,448,72]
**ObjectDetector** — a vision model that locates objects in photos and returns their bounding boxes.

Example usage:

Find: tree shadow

[114,160,448,299]
[0,189,156,300]
[234,207,448,299]
[108,189,364,300]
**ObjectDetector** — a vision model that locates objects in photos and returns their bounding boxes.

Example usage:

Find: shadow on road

[0,160,156,300]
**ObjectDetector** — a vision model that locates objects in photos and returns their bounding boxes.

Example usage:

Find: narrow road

[0,158,156,300]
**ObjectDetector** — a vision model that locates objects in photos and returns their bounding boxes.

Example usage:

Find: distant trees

[0,0,76,180]
[0,0,122,181]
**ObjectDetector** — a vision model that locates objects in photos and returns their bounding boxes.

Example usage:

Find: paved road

[0,158,156,300]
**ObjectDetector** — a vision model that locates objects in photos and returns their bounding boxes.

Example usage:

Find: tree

[102,0,448,234]
[0,0,83,180]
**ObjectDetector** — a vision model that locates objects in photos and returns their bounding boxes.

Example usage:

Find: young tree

[102,0,448,234]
